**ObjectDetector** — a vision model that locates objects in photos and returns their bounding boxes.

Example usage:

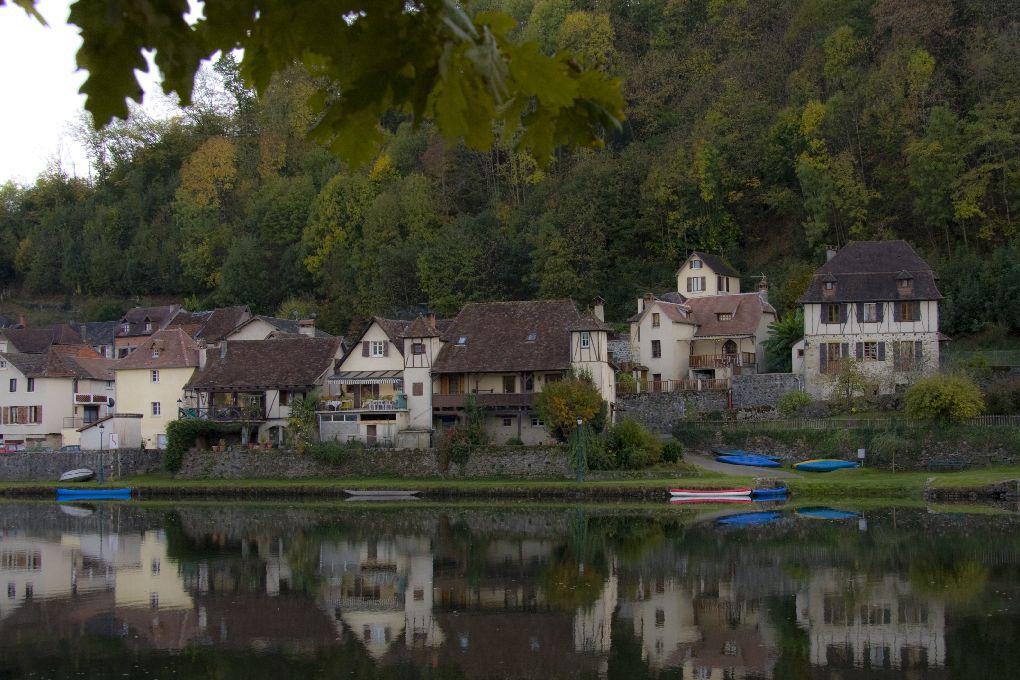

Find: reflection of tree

[604,613,682,680]
[284,531,323,596]
[909,558,989,604]
[538,557,606,612]
[766,596,811,680]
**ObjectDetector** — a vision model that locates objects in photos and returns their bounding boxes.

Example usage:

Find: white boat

[59,468,95,483]
[59,504,95,518]
[669,487,752,500]
[344,489,421,496]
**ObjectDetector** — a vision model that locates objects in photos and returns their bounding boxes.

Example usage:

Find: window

[655,609,665,628]
[144,321,153,332]
[503,375,515,393]
[26,378,34,392]
[526,331,537,342]
[862,303,878,322]
[456,336,467,346]
[822,342,843,373]
[8,378,14,392]
[824,281,835,290]
[412,342,425,355]
[120,322,129,334]
[862,341,879,360]
[580,331,591,348]
[0,360,5,369]
[6,582,13,598]
[152,401,161,417]
[531,417,544,427]
[651,313,660,327]
[898,277,912,289]
[370,340,384,357]
[412,382,423,396]
[651,340,661,358]
[502,417,513,427]
[413,588,424,601]
[690,259,702,269]
[899,301,917,321]
[150,592,159,609]
[152,347,160,358]
[895,341,921,369]
[106,381,114,389]
[524,373,535,392]
[151,369,159,384]
[448,375,461,395]
[28,407,39,423]
[825,303,841,323]
[152,559,161,575]
[687,277,705,292]
[717,313,732,321]
[717,275,729,292]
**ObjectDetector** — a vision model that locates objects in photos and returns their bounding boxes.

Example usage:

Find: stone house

[182,336,345,446]
[795,240,942,398]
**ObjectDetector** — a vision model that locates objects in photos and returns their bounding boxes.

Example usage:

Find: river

[0,500,1017,678]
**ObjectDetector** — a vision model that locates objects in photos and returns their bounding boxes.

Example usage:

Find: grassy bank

[7,465,1020,501]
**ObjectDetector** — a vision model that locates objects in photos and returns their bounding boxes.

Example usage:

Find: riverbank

[7,466,1020,502]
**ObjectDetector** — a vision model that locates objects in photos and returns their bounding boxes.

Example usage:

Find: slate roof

[797,240,943,303]
[0,315,20,329]
[185,337,343,390]
[2,352,46,377]
[375,318,414,348]
[0,323,83,353]
[115,328,200,369]
[432,299,598,374]
[678,252,740,278]
[685,293,776,338]
[168,306,251,343]
[1,345,115,380]
[77,321,118,347]
[568,312,614,332]
[115,305,181,338]
[400,316,443,339]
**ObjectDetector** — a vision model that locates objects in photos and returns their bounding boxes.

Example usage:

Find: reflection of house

[573,568,617,655]
[0,536,110,621]
[796,241,943,398]
[796,569,945,671]
[182,337,344,446]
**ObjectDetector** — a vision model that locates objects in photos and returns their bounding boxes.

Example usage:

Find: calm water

[0,501,1017,679]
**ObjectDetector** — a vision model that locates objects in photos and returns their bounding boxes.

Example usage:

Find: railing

[179,406,266,422]
[63,417,84,429]
[432,393,536,409]
[630,378,731,394]
[679,415,1020,430]
[689,352,756,369]
[319,399,405,412]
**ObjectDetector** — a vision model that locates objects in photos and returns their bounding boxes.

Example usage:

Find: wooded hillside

[1,0,1018,337]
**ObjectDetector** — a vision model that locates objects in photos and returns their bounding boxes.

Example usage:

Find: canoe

[671,488,752,499]
[716,454,782,468]
[750,485,790,499]
[793,459,859,472]
[56,488,131,500]
[717,511,782,527]
[670,497,751,504]
[344,489,421,496]
[346,495,421,502]
[796,506,860,520]
[59,468,95,483]
[712,448,782,461]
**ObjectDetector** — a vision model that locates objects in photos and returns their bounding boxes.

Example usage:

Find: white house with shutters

[795,241,942,399]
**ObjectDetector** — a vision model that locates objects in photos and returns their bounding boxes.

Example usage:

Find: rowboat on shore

[670,488,753,499]
[59,468,95,483]
[716,454,782,468]
[56,488,131,500]
[712,448,782,461]
[793,459,859,472]
[344,489,421,497]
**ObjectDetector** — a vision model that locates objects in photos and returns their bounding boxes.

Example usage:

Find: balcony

[643,378,730,393]
[319,397,406,412]
[689,352,756,369]
[432,393,536,409]
[179,406,266,422]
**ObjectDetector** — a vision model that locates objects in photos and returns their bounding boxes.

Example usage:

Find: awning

[328,370,404,385]
[692,334,754,341]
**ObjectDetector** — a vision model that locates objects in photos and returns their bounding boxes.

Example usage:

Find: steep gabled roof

[185,337,343,390]
[77,321,118,347]
[374,318,414,348]
[1,352,46,376]
[678,252,740,278]
[686,293,776,338]
[0,324,83,353]
[168,306,252,343]
[229,315,334,339]
[115,305,181,338]
[797,240,942,303]
[115,328,200,369]
[1,345,115,380]
[432,299,594,374]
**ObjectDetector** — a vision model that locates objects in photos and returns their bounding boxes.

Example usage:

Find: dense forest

[1,0,1019,338]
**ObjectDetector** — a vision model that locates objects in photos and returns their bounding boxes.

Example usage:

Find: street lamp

[98,422,105,484]
[575,416,585,483]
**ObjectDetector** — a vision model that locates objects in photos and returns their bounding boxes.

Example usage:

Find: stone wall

[175,446,575,480]
[616,391,728,433]
[0,449,163,481]
[731,373,803,408]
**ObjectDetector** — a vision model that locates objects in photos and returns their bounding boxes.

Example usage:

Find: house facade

[114,328,200,449]
[676,252,741,297]
[796,241,942,399]
[183,336,344,446]
[114,305,181,358]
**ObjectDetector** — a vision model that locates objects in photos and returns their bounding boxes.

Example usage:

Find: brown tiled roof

[185,337,343,390]
[797,240,942,303]
[0,323,83,353]
[432,299,595,373]
[115,305,180,338]
[401,315,443,338]
[568,312,614,332]
[1,345,114,379]
[375,318,413,347]
[115,328,200,369]
[169,306,251,343]
[686,293,775,338]
[679,251,740,278]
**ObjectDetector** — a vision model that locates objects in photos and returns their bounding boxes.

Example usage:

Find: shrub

[505,437,524,445]
[871,433,915,467]
[905,375,985,423]
[287,394,320,453]
[982,377,1020,415]
[534,375,607,441]
[777,391,812,418]
[661,440,684,463]
[164,419,235,472]
[606,418,662,469]
[616,372,637,394]
[309,439,363,466]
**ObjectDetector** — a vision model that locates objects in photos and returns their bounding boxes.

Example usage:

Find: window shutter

[820,306,827,325]
[819,343,827,370]
[893,303,902,322]
[915,341,923,360]
[856,303,864,322]
[700,276,706,290]
[686,278,692,292]
[876,303,885,322]
[855,343,863,360]
[373,384,380,399]
[412,382,423,396]
[892,342,900,365]
[841,343,849,359]
[362,341,369,357]
[382,341,389,357]
[18,407,27,424]
[877,342,886,361]
[36,406,42,423]
[912,302,921,320]
[839,304,848,323]
[1,406,7,424]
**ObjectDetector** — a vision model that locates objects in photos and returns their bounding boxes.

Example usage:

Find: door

[83,405,100,425]
[366,424,377,445]
[652,373,662,392]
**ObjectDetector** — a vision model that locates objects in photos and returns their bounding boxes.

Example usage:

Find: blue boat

[793,459,859,472]
[796,506,860,520]
[717,454,782,468]
[717,511,782,527]
[712,448,782,461]
[56,488,132,500]
[751,485,789,499]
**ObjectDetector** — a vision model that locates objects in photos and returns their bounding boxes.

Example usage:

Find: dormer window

[691,259,702,269]
[144,321,153,332]
[898,278,911,289]
[824,281,834,291]
[121,322,130,334]
[580,331,591,349]
[717,313,733,321]
[152,347,160,358]
[526,332,537,342]
[456,336,467,346]
[412,342,425,355]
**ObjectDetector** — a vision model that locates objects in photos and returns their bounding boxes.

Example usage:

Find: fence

[677,415,1020,430]
[617,378,730,395]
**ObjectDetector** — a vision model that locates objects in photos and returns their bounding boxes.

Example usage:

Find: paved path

[686,452,800,479]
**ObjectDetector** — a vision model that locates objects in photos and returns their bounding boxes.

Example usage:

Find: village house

[76,320,118,358]
[114,305,181,358]
[226,315,333,341]
[182,336,345,446]
[0,323,83,354]
[629,253,776,390]
[113,327,200,449]
[0,345,115,450]
[794,240,942,399]
[167,305,252,345]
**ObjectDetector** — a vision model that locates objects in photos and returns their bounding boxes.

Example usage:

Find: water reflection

[0,503,1014,678]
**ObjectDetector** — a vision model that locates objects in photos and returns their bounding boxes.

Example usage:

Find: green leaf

[508,42,578,110]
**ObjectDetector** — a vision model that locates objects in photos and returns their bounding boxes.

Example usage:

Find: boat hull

[344,489,421,496]
[793,459,859,472]
[717,511,782,526]
[717,455,782,468]
[58,468,95,483]
[670,488,752,499]
[56,488,131,500]
[750,486,789,499]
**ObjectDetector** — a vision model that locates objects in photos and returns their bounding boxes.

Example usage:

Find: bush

[905,375,985,423]
[983,377,1020,415]
[534,375,607,441]
[164,419,236,472]
[616,372,637,394]
[605,418,662,469]
[777,391,812,417]
[505,437,524,445]
[309,439,363,466]
[661,440,684,463]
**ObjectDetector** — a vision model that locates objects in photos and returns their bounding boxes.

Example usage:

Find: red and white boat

[669,487,753,500]
[669,497,752,504]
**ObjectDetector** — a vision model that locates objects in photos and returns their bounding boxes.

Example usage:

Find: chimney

[199,346,208,368]
[593,296,605,322]
[17,313,26,328]
[640,293,653,313]
[424,311,436,330]
[825,245,838,262]
[219,342,228,359]
[757,275,768,303]
[298,318,315,337]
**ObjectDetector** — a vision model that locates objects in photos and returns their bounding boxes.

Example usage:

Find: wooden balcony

[689,352,756,369]
[432,393,536,409]
[643,378,730,393]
